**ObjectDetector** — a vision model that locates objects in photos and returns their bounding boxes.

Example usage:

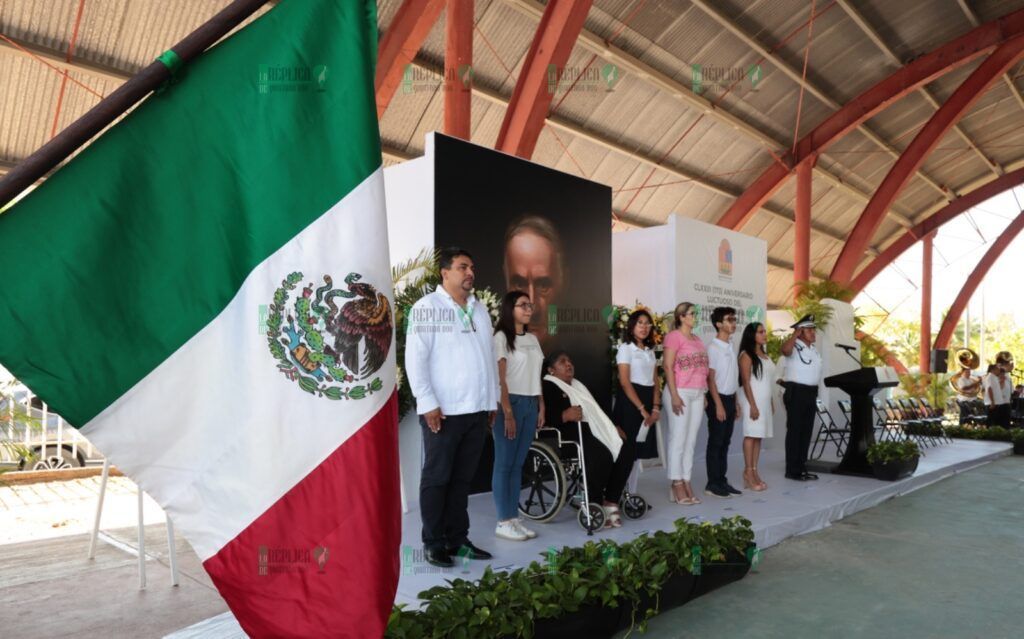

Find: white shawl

[543,374,622,460]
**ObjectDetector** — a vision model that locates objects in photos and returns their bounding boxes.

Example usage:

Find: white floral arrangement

[474,288,501,325]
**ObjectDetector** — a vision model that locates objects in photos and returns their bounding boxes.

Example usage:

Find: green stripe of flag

[0,0,380,426]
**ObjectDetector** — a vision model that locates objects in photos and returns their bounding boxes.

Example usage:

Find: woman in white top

[612,309,661,464]
[737,322,775,491]
[492,291,545,542]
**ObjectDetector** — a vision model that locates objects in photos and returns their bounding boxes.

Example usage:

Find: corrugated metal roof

[2,0,1023,307]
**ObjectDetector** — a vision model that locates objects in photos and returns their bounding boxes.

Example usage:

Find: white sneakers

[516,518,538,539]
[495,519,527,541]
[495,518,538,541]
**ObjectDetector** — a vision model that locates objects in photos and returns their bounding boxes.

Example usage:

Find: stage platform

[167,438,1011,638]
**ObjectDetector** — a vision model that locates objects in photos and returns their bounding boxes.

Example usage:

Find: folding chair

[901,399,941,447]
[810,399,849,459]
[887,399,932,449]
[914,398,952,443]
[873,397,903,442]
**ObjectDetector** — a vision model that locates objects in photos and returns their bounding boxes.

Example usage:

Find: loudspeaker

[930,349,948,373]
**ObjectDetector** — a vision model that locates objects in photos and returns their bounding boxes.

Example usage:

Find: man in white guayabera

[405,247,498,568]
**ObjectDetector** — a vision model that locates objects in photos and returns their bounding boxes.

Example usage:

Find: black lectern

[808,367,899,478]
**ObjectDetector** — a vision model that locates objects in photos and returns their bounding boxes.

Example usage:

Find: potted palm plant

[866,440,920,481]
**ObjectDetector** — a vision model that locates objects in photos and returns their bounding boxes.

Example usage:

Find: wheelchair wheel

[620,493,649,520]
[519,440,567,522]
[578,503,606,533]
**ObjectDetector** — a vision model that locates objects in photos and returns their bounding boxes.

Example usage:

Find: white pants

[664,387,705,481]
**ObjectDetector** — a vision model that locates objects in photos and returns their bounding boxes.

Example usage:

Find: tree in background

[942,311,1024,368]
[857,308,922,369]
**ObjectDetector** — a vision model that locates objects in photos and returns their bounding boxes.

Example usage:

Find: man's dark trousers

[420,411,488,552]
[784,383,818,476]
[705,393,736,489]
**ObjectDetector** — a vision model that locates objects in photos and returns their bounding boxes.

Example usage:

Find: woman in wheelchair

[541,350,637,529]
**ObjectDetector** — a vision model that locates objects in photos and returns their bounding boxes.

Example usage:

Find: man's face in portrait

[505,230,562,334]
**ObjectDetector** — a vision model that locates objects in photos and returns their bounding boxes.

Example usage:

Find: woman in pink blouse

[662,302,709,505]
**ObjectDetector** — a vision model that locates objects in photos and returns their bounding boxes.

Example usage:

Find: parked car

[0,384,105,471]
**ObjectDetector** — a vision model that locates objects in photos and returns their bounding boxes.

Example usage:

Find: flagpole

[0,0,271,208]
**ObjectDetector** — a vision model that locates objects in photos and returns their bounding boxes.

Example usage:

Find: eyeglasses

[515,302,535,310]
[724,317,738,323]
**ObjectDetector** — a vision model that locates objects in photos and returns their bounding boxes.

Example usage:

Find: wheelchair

[517,422,650,534]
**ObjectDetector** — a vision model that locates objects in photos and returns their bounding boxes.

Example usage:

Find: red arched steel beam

[375,0,445,119]
[495,0,593,159]
[855,330,909,375]
[831,35,1024,284]
[933,211,1024,350]
[715,7,1024,231]
[850,166,1024,293]
[443,0,473,140]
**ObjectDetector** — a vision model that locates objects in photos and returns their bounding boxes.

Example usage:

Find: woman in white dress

[737,322,775,491]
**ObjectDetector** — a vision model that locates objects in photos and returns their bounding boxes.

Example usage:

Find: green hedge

[943,425,1024,443]
[385,516,755,639]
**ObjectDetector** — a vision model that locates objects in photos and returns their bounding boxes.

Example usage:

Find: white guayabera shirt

[405,288,499,416]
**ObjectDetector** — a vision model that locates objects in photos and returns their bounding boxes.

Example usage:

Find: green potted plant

[533,541,629,637]
[687,515,756,599]
[384,517,757,638]
[866,440,920,480]
[1010,429,1024,455]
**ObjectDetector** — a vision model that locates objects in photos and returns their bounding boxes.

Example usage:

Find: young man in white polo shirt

[705,306,740,498]
[405,247,498,568]
[781,315,822,481]
[985,361,1012,428]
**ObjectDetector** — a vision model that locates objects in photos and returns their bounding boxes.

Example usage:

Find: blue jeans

[492,394,539,521]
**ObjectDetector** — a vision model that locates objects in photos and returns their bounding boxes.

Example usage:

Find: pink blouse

[663,330,709,390]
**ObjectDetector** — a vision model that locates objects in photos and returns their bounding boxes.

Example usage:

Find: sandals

[603,504,623,528]
[685,480,701,504]
[744,468,766,492]
[671,480,696,505]
[753,467,768,491]
[669,480,685,503]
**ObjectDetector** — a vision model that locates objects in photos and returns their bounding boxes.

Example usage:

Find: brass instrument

[949,348,981,397]
[957,348,979,369]
[995,350,1014,372]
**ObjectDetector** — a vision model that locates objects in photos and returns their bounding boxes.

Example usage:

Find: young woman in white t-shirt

[492,291,545,542]
[612,309,661,474]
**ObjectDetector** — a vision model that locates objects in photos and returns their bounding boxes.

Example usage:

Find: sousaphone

[949,348,981,397]
[995,350,1014,372]
[957,348,980,370]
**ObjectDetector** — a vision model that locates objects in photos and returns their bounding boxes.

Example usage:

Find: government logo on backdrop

[718,239,733,278]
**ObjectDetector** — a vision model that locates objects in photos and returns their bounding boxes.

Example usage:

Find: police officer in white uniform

[781,315,822,481]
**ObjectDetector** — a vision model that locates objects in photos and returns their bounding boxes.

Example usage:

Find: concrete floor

[0,524,228,637]
[0,474,228,637]
[3,455,1020,638]
[627,456,1024,639]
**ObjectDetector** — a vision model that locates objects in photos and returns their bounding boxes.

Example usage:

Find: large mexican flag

[0,1,399,637]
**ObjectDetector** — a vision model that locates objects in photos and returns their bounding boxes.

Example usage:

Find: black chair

[872,397,898,442]
[956,399,987,427]
[837,399,853,430]
[887,399,933,449]
[901,398,942,447]
[810,399,850,459]
[915,398,953,443]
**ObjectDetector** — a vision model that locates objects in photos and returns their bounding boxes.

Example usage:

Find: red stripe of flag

[203,392,400,638]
